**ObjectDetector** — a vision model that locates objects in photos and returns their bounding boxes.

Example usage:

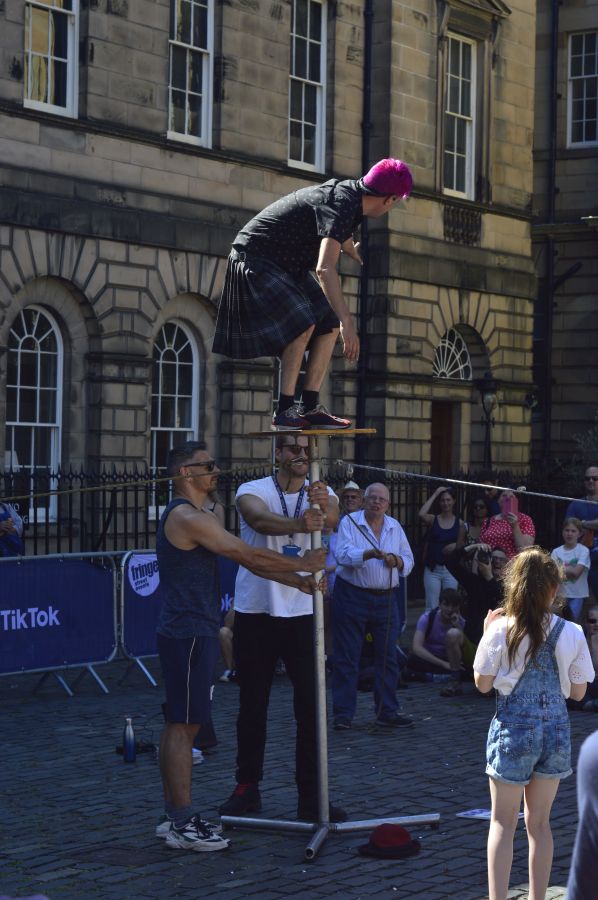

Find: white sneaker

[218,669,235,683]
[192,748,204,765]
[156,814,222,839]
[155,816,172,838]
[165,815,230,852]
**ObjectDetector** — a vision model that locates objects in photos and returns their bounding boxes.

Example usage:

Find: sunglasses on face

[588,618,598,624]
[183,460,217,472]
[585,476,598,482]
[281,444,309,455]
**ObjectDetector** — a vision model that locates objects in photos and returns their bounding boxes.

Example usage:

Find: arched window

[150,321,200,472]
[433,327,473,380]
[5,306,63,519]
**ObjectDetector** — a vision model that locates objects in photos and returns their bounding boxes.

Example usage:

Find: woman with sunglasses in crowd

[464,496,491,545]
[474,547,594,900]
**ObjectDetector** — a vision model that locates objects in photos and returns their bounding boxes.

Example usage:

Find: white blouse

[473,614,595,697]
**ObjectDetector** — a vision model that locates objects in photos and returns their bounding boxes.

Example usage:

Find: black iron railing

[1,464,577,562]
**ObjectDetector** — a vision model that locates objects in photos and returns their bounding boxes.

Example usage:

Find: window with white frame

[168,0,213,145]
[569,31,598,146]
[24,0,79,117]
[443,34,476,199]
[289,0,326,170]
[5,306,63,520]
[151,322,200,506]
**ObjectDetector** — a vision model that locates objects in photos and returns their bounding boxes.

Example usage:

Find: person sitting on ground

[419,485,466,611]
[551,518,590,623]
[445,542,507,649]
[567,604,598,712]
[404,589,466,697]
[480,488,535,560]
[218,605,236,683]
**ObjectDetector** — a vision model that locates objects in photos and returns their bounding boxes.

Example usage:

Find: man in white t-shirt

[219,434,346,823]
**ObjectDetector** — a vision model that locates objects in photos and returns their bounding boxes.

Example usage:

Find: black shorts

[157,633,219,725]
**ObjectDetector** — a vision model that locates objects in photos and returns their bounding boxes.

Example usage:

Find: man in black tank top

[155,441,326,853]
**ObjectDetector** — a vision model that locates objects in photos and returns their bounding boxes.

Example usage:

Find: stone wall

[0,0,540,478]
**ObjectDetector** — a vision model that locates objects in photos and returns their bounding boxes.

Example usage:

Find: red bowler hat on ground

[357,823,421,860]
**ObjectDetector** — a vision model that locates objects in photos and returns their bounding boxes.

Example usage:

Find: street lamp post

[476,372,499,471]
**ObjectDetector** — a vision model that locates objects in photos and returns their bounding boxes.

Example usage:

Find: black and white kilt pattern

[212,250,340,360]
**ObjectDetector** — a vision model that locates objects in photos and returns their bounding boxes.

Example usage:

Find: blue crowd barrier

[0,555,117,676]
[120,551,239,661]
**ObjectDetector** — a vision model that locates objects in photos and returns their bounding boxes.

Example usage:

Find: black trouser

[233,611,317,799]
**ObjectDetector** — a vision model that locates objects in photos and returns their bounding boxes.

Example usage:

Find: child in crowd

[550,517,590,622]
[474,547,593,900]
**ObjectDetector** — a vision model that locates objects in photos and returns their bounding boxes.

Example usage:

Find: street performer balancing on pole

[213,158,413,430]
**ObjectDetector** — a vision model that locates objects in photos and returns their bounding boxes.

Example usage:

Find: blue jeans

[423,565,458,610]
[331,577,401,722]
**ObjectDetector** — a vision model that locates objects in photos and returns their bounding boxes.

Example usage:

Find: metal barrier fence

[0,551,238,695]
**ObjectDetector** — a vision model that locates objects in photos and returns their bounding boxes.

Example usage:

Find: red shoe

[303,404,351,429]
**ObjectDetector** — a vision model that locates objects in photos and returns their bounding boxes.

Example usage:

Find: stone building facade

[532,0,598,462]
[0,0,539,525]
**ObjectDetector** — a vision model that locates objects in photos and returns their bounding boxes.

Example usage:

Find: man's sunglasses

[281,444,309,455]
[587,618,598,624]
[585,476,598,481]
[182,460,217,472]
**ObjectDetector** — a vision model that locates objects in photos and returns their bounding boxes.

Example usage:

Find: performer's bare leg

[303,329,340,393]
[280,326,315,396]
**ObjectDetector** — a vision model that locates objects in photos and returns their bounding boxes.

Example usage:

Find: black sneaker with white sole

[302,404,351,429]
[165,815,230,852]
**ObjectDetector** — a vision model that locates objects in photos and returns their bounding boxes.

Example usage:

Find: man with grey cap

[213,159,413,430]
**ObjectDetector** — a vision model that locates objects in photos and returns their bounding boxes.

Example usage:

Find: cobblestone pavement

[1,645,595,900]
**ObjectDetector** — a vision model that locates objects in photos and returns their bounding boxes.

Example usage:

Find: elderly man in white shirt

[331,482,414,730]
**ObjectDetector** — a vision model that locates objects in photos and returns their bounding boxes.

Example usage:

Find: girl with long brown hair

[473,547,594,900]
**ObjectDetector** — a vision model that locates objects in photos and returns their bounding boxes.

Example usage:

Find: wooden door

[431,402,454,475]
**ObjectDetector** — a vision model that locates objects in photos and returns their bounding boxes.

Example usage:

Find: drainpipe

[355,0,373,465]
[543,0,559,461]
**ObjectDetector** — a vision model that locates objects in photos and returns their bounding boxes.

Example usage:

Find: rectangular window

[168,0,213,146]
[568,31,598,147]
[289,0,326,171]
[24,0,79,117]
[443,34,476,199]
[5,307,63,523]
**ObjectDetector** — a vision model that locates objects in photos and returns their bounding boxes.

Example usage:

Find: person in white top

[331,482,414,729]
[219,434,346,824]
[550,517,590,622]
[474,547,594,900]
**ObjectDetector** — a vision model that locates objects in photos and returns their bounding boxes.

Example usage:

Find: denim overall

[486,617,572,785]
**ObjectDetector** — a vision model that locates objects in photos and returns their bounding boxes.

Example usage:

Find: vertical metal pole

[308,434,330,827]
